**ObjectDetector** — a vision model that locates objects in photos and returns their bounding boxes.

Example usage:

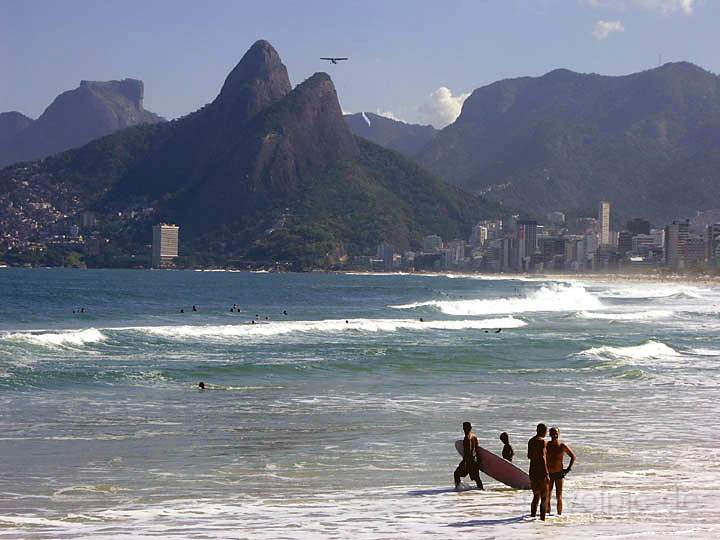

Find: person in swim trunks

[547,426,576,516]
[527,423,550,520]
[454,421,484,490]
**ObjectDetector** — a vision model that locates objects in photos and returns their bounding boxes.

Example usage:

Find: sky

[1,0,719,128]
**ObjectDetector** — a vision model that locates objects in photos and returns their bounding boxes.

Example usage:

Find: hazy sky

[2,0,718,128]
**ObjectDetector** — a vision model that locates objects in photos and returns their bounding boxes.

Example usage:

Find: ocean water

[0,269,718,539]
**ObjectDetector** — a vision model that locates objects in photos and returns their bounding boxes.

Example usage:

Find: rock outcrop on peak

[0,79,164,168]
[1,40,498,268]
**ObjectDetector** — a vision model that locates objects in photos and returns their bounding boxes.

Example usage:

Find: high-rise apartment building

[422,235,443,253]
[707,224,720,267]
[664,220,689,271]
[599,201,612,246]
[470,225,488,246]
[516,220,538,271]
[626,218,651,236]
[152,224,179,268]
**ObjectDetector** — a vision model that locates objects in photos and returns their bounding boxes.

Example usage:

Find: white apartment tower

[599,201,612,246]
[152,224,179,268]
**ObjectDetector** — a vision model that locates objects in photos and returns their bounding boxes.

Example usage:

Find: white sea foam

[601,284,708,300]
[690,348,720,357]
[128,317,527,340]
[577,309,673,321]
[578,340,679,361]
[2,328,106,348]
[391,283,602,315]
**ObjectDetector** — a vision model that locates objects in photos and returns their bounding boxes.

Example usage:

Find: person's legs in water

[453,461,467,487]
[555,477,564,515]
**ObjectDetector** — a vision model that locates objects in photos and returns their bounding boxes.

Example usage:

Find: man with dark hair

[454,421,484,490]
[547,426,576,516]
[500,432,514,462]
[528,423,550,520]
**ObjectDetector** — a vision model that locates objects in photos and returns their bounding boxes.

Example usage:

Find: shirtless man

[500,432,514,462]
[527,423,550,520]
[454,421,484,490]
[547,426,576,516]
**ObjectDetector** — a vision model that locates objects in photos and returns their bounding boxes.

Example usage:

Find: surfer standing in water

[454,421,484,490]
[500,432,514,462]
[547,426,576,516]
[528,423,550,520]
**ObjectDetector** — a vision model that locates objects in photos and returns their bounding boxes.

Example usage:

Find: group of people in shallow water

[454,421,576,521]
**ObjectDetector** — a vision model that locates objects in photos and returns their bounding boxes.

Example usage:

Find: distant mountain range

[418,62,720,222]
[344,112,436,157]
[0,79,164,168]
[1,41,496,267]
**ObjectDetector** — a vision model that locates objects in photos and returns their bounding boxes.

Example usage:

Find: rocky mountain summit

[1,40,497,267]
[0,78,164,168]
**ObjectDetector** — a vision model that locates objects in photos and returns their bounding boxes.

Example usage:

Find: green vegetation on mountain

[0,40,498,268]
[420,62,720,222]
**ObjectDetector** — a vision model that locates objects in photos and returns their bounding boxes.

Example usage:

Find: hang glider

[320,57,349,64]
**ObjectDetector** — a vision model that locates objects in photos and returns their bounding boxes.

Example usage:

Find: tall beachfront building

[152,224,179,268]
[516,220,538,271]
[664,220,689,271]
[599,201,612,246]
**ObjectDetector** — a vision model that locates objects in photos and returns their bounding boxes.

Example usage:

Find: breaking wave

[578,340,679,361]
[0,318,527,351]
[1,328,107,348]
[391,283,602,316]
[601,285,706,300]
[129,317,527,340]
[577,310,673,321]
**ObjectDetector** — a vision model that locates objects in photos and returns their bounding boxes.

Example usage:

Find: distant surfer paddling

[547,426,576,516]
[454,421,484,490]
[528,423,550,520]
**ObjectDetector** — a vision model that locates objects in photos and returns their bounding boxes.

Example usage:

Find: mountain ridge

[344,112,436,157]
[419,61,720,222]
[1,40,498,268]
[0,78,164,168]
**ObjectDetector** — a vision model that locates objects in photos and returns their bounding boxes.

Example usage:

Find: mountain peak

[79,78,145,106]
[215,39,291,120]
[0,79,163,168]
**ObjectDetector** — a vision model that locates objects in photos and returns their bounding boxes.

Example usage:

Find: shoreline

[340,269,720,286]
[3,265,720,286]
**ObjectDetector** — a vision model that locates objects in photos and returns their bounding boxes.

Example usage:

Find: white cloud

[375,109,403,122]
[418,87,470,128]
[593,19,625,39]
[585,0,696,15]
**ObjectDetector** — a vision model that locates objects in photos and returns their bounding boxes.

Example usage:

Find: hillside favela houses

[348,201,720,275]
[151,224,180,269]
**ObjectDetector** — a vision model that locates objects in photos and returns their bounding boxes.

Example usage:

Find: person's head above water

[500,432,510,444]
[536,423,548,436]
[462,421,472,434]
[198,382,205,390]
[549,426,560,439]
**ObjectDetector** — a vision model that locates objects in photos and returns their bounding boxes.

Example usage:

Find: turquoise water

[0,269,718,538]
